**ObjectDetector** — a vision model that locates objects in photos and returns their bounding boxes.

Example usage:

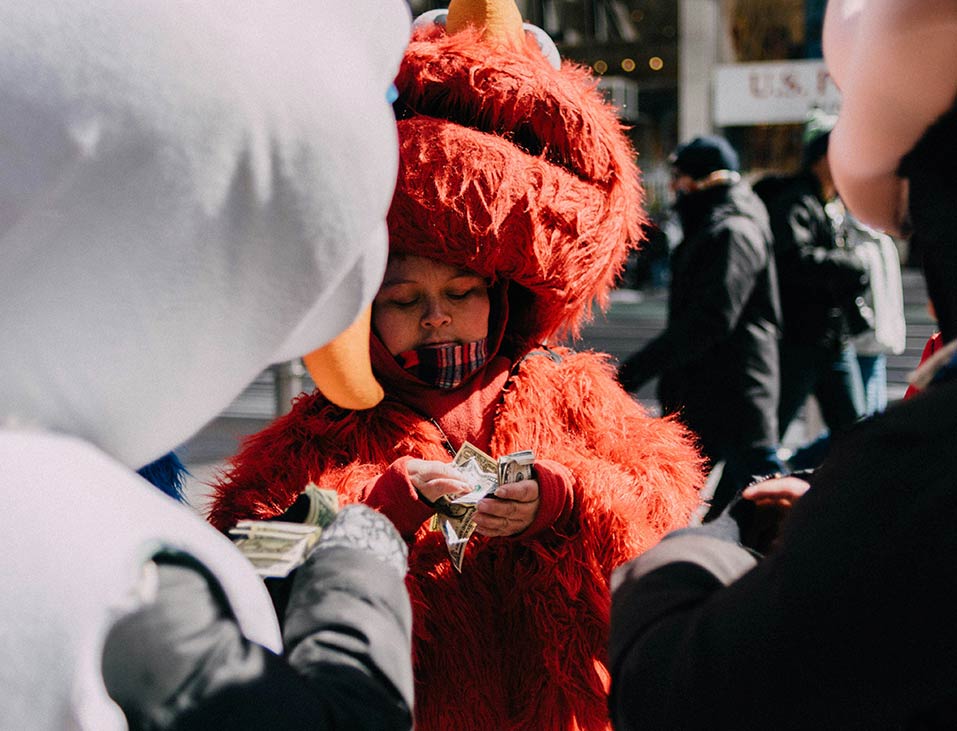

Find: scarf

[396,338,489,390]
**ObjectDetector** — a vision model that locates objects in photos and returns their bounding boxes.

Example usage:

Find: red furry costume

[209,10,703,731]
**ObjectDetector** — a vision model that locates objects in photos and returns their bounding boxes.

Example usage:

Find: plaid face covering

[395,338,489,389]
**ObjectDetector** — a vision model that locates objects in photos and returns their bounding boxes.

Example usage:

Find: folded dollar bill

[229,520,323,579]
[498,449,534,486]
[430,442,535,572]
[301,482,340,528]
[229,485,339,579]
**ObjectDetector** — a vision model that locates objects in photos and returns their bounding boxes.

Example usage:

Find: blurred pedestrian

[755,113,869,465]
[619,135,784,520]
[841,209,907,414]
[608,1,957,728]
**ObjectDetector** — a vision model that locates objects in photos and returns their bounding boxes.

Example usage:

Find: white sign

[712,59,841,126]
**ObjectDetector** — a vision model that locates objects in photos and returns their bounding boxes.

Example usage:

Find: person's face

[372,255,490,356]
[670,168,697,203]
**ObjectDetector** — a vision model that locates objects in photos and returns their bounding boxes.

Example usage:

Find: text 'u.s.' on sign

[713,59,841,126]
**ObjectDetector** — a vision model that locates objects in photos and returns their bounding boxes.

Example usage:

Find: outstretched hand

[729,474,812,555]
[741,474,810,508]
[473,479,540,538]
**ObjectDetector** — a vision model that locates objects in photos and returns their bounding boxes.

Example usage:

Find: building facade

[406,0,831,213]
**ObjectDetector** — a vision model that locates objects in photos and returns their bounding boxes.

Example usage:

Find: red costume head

[388,0,646,349]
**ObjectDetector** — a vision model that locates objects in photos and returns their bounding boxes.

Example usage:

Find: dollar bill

[439,513,477,572]
[229,520,323,579]
[449,458,498,505]
[429,442,535,572]
[301,482,340,528]
[452,442,497,474]
[498,449,535,486]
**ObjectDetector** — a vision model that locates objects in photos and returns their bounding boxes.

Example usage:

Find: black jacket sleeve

[770,192,867,300]
[102,518,413,730]
[618,223,766,390]
[609,385,957,730]
[282,545,414,730]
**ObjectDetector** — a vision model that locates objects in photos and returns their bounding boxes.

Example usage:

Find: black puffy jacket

[619,180,781,457]
[758,171,868,350]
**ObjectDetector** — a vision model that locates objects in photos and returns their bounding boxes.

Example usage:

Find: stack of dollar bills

[229,483,339,579]
[430,442,534,572]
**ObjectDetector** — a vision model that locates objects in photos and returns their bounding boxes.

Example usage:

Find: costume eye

[523,23,561,69]
[413,9,448,31]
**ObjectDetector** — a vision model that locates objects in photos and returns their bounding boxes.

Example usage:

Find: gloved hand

[310,504,409,578]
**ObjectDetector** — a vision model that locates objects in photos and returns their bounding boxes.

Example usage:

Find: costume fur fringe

[209,350,703,731]
[209,24,702,731]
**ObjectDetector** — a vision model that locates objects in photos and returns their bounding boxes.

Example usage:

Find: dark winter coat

[619,180,781,456]
[759,170,868,350]
[103,527,414,731]
[609,369,957,730]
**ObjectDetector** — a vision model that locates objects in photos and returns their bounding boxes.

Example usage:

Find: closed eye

[377,294,420,308]
[448,287,484,301]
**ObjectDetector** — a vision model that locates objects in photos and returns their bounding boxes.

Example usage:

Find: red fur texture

[209,350,703,731]
[209,23,702,731]
[390,26,646,343]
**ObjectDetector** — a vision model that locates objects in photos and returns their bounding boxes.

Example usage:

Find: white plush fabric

[0,0,408,469]
[0,1,410,728]
[846,214,906,357]
[1,432,285,730]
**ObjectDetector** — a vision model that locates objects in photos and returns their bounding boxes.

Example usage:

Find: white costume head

[0,1,409,468]
[0,2,412,728]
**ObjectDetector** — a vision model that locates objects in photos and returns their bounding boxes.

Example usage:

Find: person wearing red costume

[208,1,703,729]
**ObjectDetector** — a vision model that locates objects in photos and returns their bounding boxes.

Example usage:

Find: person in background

[608,1,957,728]
[207,2,704,729]
[0,2,416,729]
[784,203,908,464]
[618,135,784,521]
[755,113,868,466]
[841,209,907,414]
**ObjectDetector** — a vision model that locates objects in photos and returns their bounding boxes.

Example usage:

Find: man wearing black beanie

[618,135,784,519]
[609,3,957,725]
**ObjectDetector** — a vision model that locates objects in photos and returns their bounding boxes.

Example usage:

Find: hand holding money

[472,476,540,538]
[406,458,472,504]
[424,444,536,570]
[228,483,340,579]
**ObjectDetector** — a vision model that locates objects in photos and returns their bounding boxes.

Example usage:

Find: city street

[181,267,935,510]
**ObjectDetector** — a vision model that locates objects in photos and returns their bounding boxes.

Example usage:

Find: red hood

[388,25,646,347]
